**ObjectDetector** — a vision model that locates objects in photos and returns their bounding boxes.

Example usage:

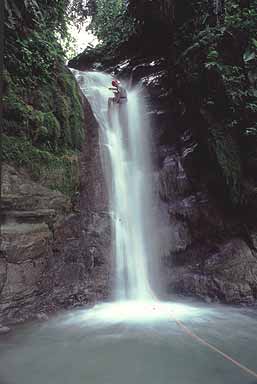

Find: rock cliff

[0,95,112,324]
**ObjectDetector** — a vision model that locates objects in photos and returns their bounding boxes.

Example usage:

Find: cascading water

[73,70,156,302]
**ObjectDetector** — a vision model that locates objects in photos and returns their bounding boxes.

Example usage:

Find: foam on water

[58,301,214,328]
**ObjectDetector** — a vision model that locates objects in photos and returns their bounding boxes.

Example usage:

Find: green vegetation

[4,0,71,84]
[3,0,85,196]
[2,65,84,193]
[173,0,257,207]
[88,0,136,48]
[2,135,79,196]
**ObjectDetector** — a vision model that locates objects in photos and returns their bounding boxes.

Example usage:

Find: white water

[74,70,156,301]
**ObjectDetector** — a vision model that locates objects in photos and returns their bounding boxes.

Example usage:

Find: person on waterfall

[108,79,127,104]
[108,79,129,148]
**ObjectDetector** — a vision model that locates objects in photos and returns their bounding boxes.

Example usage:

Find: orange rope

[171,313,257,379]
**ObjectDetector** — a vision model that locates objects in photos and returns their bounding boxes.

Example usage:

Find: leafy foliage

[173,0,257,207]
[3,0,84,196]
[88,0,136,47]
[68,0,97,25]
[4,0,73,84]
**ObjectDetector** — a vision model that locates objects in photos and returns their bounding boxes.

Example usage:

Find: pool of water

[0,299,257,384]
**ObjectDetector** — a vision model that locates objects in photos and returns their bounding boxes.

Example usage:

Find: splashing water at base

[58,300,216,327]
[74,70,157,302]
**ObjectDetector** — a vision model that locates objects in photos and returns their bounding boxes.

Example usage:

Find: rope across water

[170,311,257,380]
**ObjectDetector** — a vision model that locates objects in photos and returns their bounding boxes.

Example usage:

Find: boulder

[1,223,52,264]
[1,257,48,302]
[165,238,257,304]
[158,153,192,201]
[1,164,70,214]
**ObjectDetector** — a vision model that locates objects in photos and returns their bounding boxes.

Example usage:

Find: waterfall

[73,70,156,301]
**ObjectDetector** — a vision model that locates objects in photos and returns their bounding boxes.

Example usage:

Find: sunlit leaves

[243,50,256,63]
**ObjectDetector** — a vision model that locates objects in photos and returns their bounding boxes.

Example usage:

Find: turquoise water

[0,300,256,384]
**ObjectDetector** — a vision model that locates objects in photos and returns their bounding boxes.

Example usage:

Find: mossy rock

[45,112,60,137]
[1,135,80,197]
[3,64,84,152]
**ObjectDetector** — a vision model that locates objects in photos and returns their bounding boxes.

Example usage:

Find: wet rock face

[167,239,257,304]
[0,96,112,324]
[0,165,85,322]
[157,145,257,304]
[1,165,70,214]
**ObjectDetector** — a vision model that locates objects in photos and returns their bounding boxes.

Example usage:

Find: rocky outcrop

[157,148,257,304]
[0,95,112,324]
[0,164,75,322]
[168,238,257,304]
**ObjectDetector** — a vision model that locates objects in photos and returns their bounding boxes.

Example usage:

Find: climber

[108,80,129,147]
[108,79,127,104]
